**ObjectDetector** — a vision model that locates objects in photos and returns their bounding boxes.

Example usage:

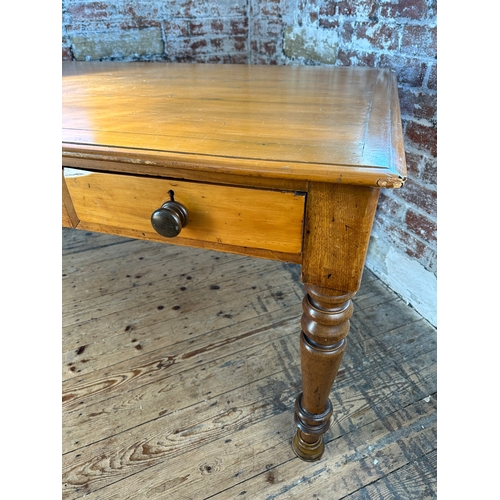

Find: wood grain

[62,63,406,188]
[64,168,305,256]
[61,155,309,192]
[341,449,437,499]
[62,229,436,499]
[301,182,380,293]
[62,171,79,228]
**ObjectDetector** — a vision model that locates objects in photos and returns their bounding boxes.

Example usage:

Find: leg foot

[292,392,332,461]
[293,285,354,460]
[292,430,324,462]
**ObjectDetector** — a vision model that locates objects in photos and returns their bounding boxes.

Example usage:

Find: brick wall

[62,0,437,325]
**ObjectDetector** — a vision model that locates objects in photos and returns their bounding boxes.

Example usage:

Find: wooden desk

[62,62,406,461]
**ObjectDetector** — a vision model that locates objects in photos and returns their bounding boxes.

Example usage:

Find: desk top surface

[62,62,406,188]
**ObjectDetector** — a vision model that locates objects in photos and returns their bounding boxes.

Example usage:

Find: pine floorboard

[62,228,437,499]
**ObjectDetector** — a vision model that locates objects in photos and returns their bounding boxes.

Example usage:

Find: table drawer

[63,168,305,255]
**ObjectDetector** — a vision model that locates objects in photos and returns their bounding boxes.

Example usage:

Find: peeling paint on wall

[283,26,338,64]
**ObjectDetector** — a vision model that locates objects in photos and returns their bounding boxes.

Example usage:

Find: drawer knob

[151,191,188,238]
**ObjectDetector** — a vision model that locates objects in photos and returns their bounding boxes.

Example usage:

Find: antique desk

[62,62,406,461]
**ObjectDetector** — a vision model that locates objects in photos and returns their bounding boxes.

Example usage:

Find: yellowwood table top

[62,62,406,188]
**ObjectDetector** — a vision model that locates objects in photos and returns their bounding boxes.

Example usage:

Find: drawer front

[63,168,305,255]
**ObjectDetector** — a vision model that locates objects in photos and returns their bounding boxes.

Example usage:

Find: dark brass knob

[151,191,188,238]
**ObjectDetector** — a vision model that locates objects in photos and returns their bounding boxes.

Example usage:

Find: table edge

[62,143,407,189]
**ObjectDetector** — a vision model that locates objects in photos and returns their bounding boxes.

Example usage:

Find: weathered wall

[62,0,437,325]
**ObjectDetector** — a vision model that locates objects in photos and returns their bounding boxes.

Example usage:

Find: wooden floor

[62,228,437,500]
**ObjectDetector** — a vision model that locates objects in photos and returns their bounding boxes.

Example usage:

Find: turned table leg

[292,285,354,461]
[293,182,380,461]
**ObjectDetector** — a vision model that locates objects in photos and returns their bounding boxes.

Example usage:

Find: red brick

[252,18,283,37]
[64,20,113,32]
[170,54,233,64]
[405,120,437,157]
[319,18,340,29]
[394,227,427,259]
[336,48,376,66]
[378,54,428,87]
[380,0,430,20]
[342,1,364,15]
[420,156,437,186]
[190,39,208,52]
[207,0,247,17]
[208,55,232,63]
[117,3,162,27]
[252,52,279,64]
[404,150,424,179]
[348,22,400,51]
[257,0,281,17]
[373,219,428,260]
[319,1,337,16]
[230,18,248,35]
[399,88,437,122]
[169,34,247,58]
[262,40,277,56]
[233,36,247,52]
[427,63,437,90]
[119,20,161,30]
[398,178,436,217]
[394,226,428,260]
[377,191,405,219]
[318,1,373,17]
[190,19,224,36]
[339,1,357,15]
[163,19,190,37]
[66,2,110,20]
[405,209,436,242]
[62,46,74,61]
[341,20,355,40]
[210,38,223,49]
[165,0,206,18]
[250,38,277,57]
[211,20,225,33]
[401,24,437,58]
[231,53,249,64]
